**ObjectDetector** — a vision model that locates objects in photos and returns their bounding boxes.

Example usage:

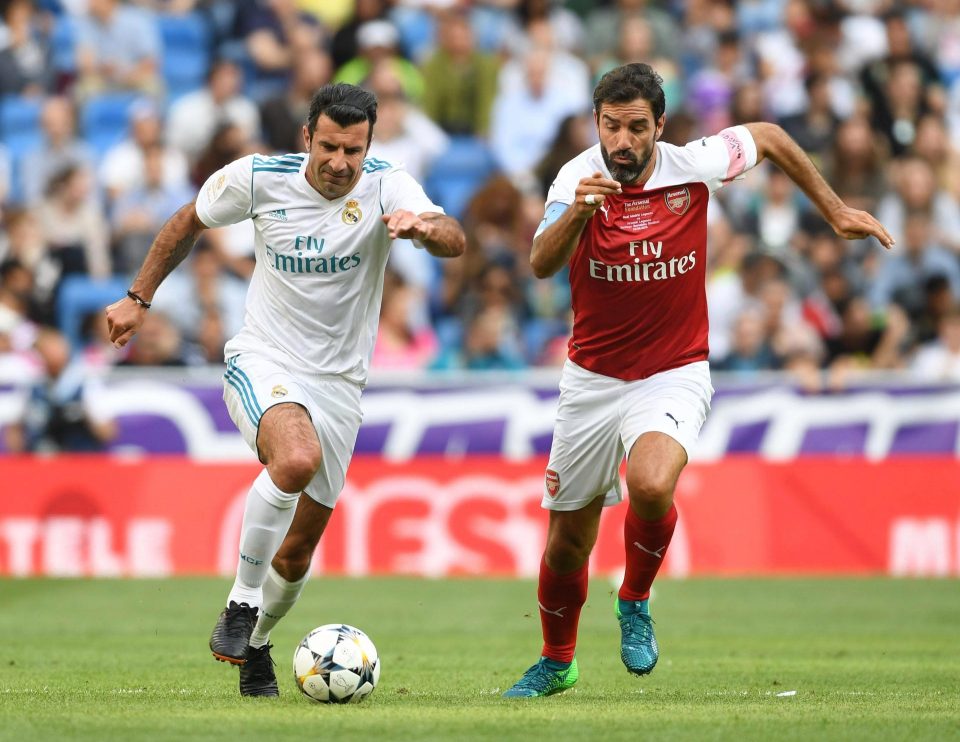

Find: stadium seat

[56,275,129,352]
[50,14,77,75]
[424,136,499,221]
[389,7,436,62]
[80,93,140,157]
[0,96,44,157]
[158,12,212,101]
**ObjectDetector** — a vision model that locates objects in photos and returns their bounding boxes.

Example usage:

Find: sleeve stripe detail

[252,167,301,173]
[362,157,391,173]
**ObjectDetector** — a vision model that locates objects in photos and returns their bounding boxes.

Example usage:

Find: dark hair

[307,83,378,141]
[593,63,665,121]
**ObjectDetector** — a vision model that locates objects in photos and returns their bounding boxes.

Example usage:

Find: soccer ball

[293,624,380,703]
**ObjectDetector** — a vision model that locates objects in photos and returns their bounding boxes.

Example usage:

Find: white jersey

[195,153,441,385]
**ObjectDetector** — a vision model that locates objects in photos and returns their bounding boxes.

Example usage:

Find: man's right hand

[105,296,148,348]
[574,172,622,216]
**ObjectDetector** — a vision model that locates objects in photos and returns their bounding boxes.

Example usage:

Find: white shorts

[223,352,363,508]
[542,359,713,512]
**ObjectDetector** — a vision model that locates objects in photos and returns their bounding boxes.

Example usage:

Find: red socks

[619,503,678,602]
[538,556,588,663]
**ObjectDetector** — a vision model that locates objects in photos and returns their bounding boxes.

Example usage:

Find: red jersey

[542,126,758,380]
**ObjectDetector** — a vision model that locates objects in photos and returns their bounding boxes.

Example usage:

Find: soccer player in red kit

[503,63,894,698]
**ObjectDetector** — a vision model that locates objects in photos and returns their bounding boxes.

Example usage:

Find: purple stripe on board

[800,424,869,455]
[890,422,959,454]
[417,421,507,455]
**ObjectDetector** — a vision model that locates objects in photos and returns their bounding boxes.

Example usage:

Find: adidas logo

[265,209,288,221]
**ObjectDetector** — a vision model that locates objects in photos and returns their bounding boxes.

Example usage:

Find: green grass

[0,578,958,741]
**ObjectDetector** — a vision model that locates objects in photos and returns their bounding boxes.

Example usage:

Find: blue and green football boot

[502,656,579,698]
[616,597,658,675]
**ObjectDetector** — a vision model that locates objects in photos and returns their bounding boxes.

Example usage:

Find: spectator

[503,0,586,58]
[875,156,960,252]
[497,18,590,113]
[584,0,680,69]
[111,142,194,274]
[592,14,683,117]
[74,0,163,98]
[824,114,889,208]
[912,113,960,197]
[335,19,424,102]
[329,0,388,70]
[749,168,801,256]
[99,99,189,203]
[190,121,252,188]
[686,29,751,133]
[166,59,261,161]
[233,0,324,98]
[21,96,96,205]
[825,297,909,372]
[371,272,438,370]
[149,244,247,362]
[860,8,944,152]
[913,275,958,345]
[37,164,110,279]
[259,45,331,154]
[0,208,57,323]
[869,210,960,314]
[420,9,500,137]
[779,72,841,167]
[365,62,448,182]
[0,0,53,95]
[431,305,526,371]
[713,307,777,372]
[866,59,933,156]
[910,309,960,382]
[490,46,585,180]
[533,112,595,199]
[4,327,116,453]
[0,256,43,327]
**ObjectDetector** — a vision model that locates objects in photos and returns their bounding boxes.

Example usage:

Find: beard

[600,144,652,184]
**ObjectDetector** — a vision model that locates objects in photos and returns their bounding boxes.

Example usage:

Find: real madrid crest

[342,199,362,225]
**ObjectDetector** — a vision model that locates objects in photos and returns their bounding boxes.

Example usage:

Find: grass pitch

[0,577,957,741]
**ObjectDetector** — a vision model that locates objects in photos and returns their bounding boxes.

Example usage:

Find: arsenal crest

[545,469,561,498]
[664,187,691,216]
[342,199,362,224]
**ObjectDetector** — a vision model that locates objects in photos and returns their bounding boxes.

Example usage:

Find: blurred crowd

[3,0,960,451]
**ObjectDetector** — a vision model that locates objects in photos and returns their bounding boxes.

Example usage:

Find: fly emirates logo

[589,240,696,283]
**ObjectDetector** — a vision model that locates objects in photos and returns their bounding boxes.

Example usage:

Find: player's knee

[626,471,675,511]
[269,447,322,493]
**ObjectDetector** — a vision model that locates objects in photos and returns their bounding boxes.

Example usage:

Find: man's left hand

[830,206,895,249]
[382,210,433,241]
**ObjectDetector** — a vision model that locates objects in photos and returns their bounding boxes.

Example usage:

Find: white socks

[249,565,311,648]
[227,470,300,610]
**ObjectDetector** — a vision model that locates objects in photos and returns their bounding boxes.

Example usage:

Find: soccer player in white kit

[105,83,465,697]
[503,64,894,697]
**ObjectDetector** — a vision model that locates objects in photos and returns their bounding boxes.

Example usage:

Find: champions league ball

[293,624,381,703]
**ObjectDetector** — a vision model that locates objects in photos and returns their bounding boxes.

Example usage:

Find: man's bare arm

[129,203,207,300]
[106,203,207,347]
[381,211,466,258]
[744,122,894,249]
[530,172,621,278]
